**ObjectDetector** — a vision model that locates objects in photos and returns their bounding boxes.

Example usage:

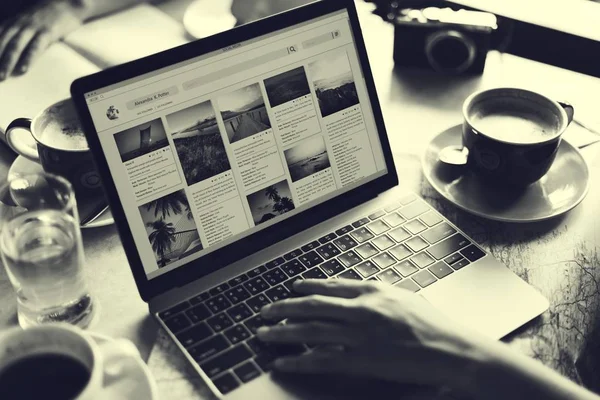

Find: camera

[391,7,497,74]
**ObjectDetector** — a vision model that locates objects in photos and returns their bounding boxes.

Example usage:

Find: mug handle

[557,101,574,125]
[97,338,141,387]
[6,118,39,162]
[90,337,151,400]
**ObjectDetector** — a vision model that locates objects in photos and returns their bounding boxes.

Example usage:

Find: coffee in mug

[462,88,574,186]
[5,99,107,223]
[0,324,142,400]
[0,352,90,399]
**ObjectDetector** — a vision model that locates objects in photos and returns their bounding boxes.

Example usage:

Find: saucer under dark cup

[422,124,589,223]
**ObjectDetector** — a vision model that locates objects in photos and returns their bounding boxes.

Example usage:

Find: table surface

[2,0,600,398]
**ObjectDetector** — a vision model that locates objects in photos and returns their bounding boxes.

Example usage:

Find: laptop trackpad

[422,258,549,340]
[226,370,444,399]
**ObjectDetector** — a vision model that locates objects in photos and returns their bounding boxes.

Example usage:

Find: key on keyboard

[226,304,253,322]
[185,304,211,323]
[338,269,362,280]
[224,325,251,344]
[377,269,402,284]
[212,372,239,394]
[177,322,212,348]
[421,222,456,244]
[188,334,230,363]
[355,261,380,278]
[280,260,306,277]
[159,301,190,319]
[234,361,261,383]
[321,259,345,276]
[266,257,286,269]
[399,200,429,220]
[207,313,234,332]
[200,344,253,378]
[246,294,271,313]
[427,234,470,260]
[302,266,327,279]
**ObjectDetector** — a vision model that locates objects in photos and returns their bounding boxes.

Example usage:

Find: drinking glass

[0,172,95,328]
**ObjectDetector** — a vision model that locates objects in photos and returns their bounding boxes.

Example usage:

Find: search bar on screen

[182,45,299,91]
[302,30,341,49]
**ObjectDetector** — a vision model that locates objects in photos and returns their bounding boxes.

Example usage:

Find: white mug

[0,324,144,399]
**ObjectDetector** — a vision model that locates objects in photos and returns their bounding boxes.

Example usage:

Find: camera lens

[425,30,476,74]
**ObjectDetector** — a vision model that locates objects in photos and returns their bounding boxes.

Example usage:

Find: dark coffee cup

[462,88,574,186]
[6,99,103,198]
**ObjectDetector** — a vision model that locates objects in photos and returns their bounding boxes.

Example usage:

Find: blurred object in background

[391,6,497,74]
[231,0,315,26]
[184,0,236,38]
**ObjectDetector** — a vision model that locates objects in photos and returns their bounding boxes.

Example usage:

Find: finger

[257,321,356,346]
[0,26,36,78]
[261,295,357,322]
[0,23,21,80]
[0,19,19,50]
[294,278,380,298]
[273,349,352,374]
[14,29,51,74]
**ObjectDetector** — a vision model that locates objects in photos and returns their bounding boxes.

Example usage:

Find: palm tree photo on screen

[139,189,204,268]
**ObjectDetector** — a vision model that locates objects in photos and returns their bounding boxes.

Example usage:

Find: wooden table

[1,1,600,398]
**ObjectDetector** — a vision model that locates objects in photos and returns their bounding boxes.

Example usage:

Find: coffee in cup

[462,87,574,186]
[0,324,141,400]
[5,99,107,223]
[0,352,90,399]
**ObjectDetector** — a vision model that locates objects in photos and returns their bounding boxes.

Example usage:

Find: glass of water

[0,172,95,328]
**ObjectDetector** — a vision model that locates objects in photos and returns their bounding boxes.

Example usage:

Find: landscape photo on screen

[218,83,272,144]
[114,118,170,163]
[247,179,295,225]
[165,101,231,186]
[309,51,359,118]
[139,189,203,268]
[263,66,311,108]
[284,135,331,182]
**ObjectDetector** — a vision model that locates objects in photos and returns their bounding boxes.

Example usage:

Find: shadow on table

[389,67,483,112]
[424,182,568,246]
[137,315,160,362]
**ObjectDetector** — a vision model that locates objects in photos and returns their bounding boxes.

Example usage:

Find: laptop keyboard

[157,194,486,395]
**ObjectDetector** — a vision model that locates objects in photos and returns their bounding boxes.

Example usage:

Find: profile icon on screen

[106,105,120,120]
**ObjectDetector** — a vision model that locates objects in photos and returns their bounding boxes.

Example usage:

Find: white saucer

[183,0,236,39]
[89,332,158,400]
[8,156,114,228]
[422,124,590,223]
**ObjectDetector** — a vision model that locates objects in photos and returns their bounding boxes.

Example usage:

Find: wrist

[442,336,503,396]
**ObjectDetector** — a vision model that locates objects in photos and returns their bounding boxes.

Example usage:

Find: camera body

[392,7,497,74]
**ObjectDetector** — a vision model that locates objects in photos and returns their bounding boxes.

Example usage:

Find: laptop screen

[82,8,388,280]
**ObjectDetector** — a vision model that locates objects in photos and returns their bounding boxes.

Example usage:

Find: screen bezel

[70,0,398,302]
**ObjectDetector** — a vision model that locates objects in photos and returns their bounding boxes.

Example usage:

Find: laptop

[70,0,549,398]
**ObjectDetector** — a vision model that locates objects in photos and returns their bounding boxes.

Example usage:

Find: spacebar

[426,234,470,260]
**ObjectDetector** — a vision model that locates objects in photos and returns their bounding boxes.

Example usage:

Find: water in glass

[0,174,94,328]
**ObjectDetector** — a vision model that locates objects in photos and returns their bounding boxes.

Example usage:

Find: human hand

[257,279,485,391]
[230,0,314,26]
[0,0,86,80]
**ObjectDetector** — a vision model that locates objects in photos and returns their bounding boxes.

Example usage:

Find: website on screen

[84,10,388,279]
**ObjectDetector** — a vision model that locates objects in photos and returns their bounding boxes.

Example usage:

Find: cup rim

[462,87,568,146]
[0,323,101,398]
[30,98,90,153]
